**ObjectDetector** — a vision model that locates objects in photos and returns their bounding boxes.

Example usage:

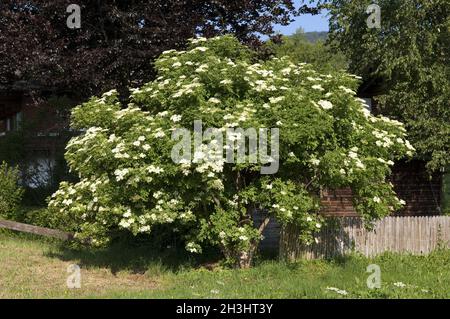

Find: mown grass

[0,229,449,299]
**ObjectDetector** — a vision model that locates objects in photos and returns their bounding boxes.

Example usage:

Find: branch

[258,216,270,234]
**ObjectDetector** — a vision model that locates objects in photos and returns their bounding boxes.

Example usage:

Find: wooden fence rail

[0,219,73,241]
[279,216,450,261]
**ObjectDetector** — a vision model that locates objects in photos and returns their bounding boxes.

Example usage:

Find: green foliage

[443,169,450,215]
[267,28,348,73]
[49,35,412,267]
[326,0,450,171]
[0,162,24,220]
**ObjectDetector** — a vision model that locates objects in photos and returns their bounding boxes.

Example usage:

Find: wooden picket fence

[279,216,450,261]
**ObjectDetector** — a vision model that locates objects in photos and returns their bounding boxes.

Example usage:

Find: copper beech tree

[0,0,319,98]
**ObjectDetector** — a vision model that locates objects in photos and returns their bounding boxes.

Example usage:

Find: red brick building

[0,87,68,189]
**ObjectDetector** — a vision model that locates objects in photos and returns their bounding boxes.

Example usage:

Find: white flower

[114,168,129,181]
[318,100,333,110]
[239,235,249,241]
[119,219,131,229]
[170,114,182,122]
[312,84,324,91]
[393,282,407,288]
[373,196,381,203]
[269,96,285,104]
[154,131,166,138]
[102,89,117,97]
[266,184,273,190]
[193,46,208,52]
[220,79,232,85]
[306,217,313,222]
[326,287,348,295]
[208,97,221,104]
[147,165,164,174]
[123,210,132,218]
[172,62,182,68]
[339,86,356,94]
[348,151,358,159]
[288,152,295,157]
[315,223,322,229]
[276,121,283,126]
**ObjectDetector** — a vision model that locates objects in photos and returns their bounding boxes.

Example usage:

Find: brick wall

[321,160,443,217]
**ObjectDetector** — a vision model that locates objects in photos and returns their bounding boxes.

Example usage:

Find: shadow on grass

[44,241,221,276]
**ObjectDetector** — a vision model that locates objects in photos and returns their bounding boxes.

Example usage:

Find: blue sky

[274,0,330,34]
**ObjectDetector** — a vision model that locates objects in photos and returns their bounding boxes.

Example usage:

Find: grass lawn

[0,230,449,299]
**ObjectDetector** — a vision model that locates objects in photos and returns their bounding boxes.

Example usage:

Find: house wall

[0,92,66,188]
[321,160,442,217]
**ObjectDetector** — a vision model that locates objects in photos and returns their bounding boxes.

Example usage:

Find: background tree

[323,0,450,171]
[267,28,348,72]
[0,0,319,99]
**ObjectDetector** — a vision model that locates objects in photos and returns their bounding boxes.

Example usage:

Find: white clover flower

[393,282,407,288]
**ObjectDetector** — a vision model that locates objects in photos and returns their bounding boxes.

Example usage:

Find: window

[1,111,22,132]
